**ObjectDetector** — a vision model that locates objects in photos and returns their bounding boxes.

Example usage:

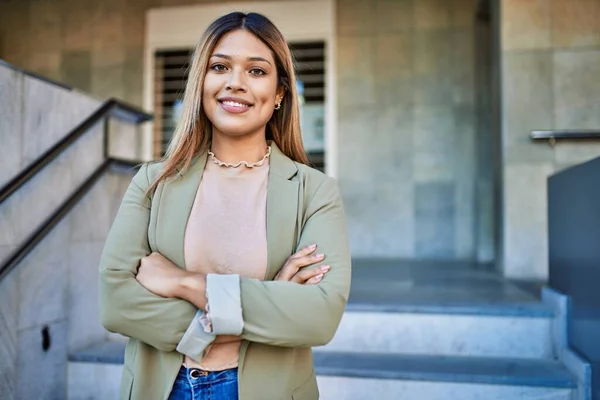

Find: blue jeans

[168,366,239,400]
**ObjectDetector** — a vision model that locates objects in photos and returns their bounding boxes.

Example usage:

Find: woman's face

[202,29,283,140]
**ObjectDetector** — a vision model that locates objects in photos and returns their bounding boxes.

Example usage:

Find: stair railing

[530,130,600,147]
[0,99,152,281]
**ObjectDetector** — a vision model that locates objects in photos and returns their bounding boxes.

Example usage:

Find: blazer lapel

[264,144,299,280]
[156,152,208,269]
[155,143,299,278]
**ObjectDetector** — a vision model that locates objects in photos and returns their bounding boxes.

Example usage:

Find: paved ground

[347,259,547,315]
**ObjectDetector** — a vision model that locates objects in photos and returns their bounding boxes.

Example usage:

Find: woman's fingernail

[321,265,331,271]
[316,253,325,258]
[309,244,317,249]
[315,273,324,281]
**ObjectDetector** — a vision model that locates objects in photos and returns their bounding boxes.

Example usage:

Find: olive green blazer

[98,144,351,400]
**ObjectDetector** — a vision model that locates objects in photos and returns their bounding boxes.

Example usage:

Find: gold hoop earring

[274,102,281,110]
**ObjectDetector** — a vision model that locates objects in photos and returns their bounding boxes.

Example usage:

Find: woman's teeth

[222,101,249,108]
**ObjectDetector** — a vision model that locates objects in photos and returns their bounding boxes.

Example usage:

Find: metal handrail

[0,158,140,282]
[0,98,152,281]
[0,99,151,205]
[531,130,600,140]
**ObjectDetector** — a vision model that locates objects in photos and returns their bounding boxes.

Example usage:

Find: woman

[99,11,351,400]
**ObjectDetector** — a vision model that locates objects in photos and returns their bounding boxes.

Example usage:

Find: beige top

[183,150,269,371]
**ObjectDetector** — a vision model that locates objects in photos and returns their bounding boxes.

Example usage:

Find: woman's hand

[136,252,188,298]
[274,244,330,284]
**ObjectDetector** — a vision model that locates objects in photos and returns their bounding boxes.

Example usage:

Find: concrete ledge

[313,351,575,388]
[346,301,554,317]
[542,287,592,400]
[317,376,574,400]
[325,310,554,359]
[68,341,124,364]
[68,361,122,400]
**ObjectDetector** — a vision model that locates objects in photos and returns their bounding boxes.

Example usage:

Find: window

[153,49,191,158]
[291,41,326,171]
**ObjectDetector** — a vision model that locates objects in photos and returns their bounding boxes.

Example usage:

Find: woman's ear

[276,85,286,104]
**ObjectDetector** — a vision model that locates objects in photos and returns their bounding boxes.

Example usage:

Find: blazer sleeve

[98,164,210,356]
[238,177,351,347]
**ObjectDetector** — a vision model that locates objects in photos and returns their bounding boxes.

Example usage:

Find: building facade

[1,0,600,281]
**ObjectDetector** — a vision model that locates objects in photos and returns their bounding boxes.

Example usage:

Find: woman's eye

[211,64,227,71]
[250,68,266,76]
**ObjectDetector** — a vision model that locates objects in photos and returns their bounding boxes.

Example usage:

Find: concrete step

[323,304,554,359]
[314,351,576,400]
[68,342,124,400]
[68,343,575,400]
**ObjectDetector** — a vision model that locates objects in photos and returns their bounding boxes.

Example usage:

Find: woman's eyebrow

[247,56,272,66]
[211,53,272,66]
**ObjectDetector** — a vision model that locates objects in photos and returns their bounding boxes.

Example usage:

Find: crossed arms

[99,164,351,359]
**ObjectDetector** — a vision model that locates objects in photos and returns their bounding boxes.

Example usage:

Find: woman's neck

[210,133,269,164]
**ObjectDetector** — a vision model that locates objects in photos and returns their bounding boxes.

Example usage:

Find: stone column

[499,0,600,280]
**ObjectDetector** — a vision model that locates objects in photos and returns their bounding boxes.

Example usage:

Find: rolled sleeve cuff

[176,310,216,363]
[206,274,244,335]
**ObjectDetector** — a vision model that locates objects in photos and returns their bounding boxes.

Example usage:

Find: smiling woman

[203,30,284,140]
[99,11,351,400]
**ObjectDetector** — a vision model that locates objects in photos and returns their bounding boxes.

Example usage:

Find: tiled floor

[348,259,548,315]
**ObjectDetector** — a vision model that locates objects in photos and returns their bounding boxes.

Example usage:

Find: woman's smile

[218,96,253,114]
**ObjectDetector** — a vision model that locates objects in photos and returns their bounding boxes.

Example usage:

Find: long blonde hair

[148,12,309,193]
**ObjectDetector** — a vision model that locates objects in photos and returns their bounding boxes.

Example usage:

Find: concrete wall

[474,0,501,265]
[0,170,134,399]
[0,0,491,262]
[336,0,485,259]
[0,0,271,107]
[0,63,104,263]
[500,0,600,279]
[0,0,149,106]
[0,64,104,398]
[0,61,142,399]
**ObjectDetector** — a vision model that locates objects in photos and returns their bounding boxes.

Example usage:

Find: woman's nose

[226,69,246,91]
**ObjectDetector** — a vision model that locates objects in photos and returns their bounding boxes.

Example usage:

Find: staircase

[313,260,578,399]
[67,261,585,400]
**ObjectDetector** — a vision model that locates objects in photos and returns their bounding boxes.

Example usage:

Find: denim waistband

[176,365,238,384]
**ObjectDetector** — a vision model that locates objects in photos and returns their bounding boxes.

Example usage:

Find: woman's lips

[219,100,252,114]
